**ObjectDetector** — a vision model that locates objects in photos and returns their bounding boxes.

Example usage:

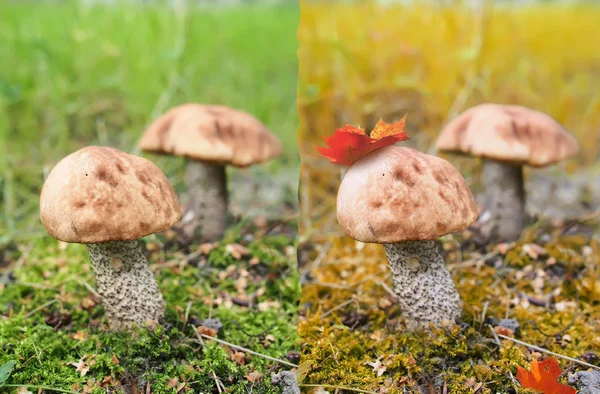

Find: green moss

[298,223,600,393]
[1,222,299,393]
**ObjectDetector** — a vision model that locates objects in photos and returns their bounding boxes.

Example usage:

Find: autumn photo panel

[296,1,600,393]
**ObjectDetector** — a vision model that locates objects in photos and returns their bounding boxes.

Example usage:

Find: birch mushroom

[40,146,182,331]
[138,104,282,243]
[436,103,579,243]
[337,146,479,329]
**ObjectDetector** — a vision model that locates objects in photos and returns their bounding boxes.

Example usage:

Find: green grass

[0,0,300,240]
[0,1,300,392]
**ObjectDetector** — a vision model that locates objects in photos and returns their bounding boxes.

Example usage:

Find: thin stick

[494,332,600,370]
[321,299,353,318]
[299,384,376,394]
[212,371,223,394]
[2,385,78,394]
[447,251,499,270]
[182,301,192,331]
[488,326,518,386]
[77,280,100,298]
[376,280,397,300]
[24,298,58,318]
[197,333,297,368]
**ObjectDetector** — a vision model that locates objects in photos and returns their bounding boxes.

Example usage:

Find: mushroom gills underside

[384,240,462,329]
[87,240,165,330]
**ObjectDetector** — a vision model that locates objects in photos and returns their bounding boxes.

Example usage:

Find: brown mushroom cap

[337,146,479,244]
[435,103,579,167]
[138,104,283,168]
[40,146,183,244]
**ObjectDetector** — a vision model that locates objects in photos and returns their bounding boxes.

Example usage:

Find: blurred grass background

[297,0,600,237]
[0,0,300,243]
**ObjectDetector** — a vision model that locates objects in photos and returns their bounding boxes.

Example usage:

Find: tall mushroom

[138,104,282,243]
[337,146,479,329]
[40,146,182,331]
[435,103,579,243]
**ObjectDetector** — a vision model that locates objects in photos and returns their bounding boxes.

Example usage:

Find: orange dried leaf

[315,117,409,166]
[516,358,576,394]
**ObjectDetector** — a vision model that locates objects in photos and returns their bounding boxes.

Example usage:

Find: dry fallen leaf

[197,325,217,337]
[167,378,179,388]
[231,351,246,365]
[495,243,514,255]
[234,277,248,292]
[81,297,96,310]
[370,330,383,341]
[226,243,250,260]
[366,358,387,377]
[493,326,514,337]
[198,243,213,255]
[72,330,88,341]
[69,358,90,377]
[258,300,280,312]
[522,243,548,259]
[264,334,275,348]
[245,371,261,383]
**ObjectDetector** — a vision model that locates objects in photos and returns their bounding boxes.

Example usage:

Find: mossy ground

[1,219,300,393]
[298,217,600,393]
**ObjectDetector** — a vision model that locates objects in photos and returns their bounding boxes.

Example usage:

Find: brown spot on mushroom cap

[138,103,283,168]
[435,103,579,167]
[336,146,479,243]
[39,146,183,244]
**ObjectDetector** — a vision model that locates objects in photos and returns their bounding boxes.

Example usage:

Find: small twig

[448,251,499,270]
[24,298,58,318]
[488,325,519,387]
[494,331,600,370]
[182,301,192,332]
[1,385,78,394]
[212,370,223,394]
[376,280,397,300]
[299,384,376,394]
[196,331,297,368]
[479,302,489,330]
[77,280,100,298]
[321,299,354,318]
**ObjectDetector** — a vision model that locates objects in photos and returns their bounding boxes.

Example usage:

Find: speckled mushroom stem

[178,160,228,243]
[384,240,462,329]
[87,240,165,331]
[477,159,526,243]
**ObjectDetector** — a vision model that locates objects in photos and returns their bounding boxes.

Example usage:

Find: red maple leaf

[315,115,409,166]
[516,358,576,394]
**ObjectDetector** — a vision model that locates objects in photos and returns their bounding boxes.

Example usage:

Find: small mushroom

[40,146,182,330]
[337,146,479,329]
[436,103,579,243]
[138,104,282,243]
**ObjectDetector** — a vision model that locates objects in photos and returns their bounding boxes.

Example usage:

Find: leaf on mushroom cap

[336,146,479,243]
[315,116,409,166]
[40,146,183,244]
[138,103,282,168]
[435,103,579,167]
